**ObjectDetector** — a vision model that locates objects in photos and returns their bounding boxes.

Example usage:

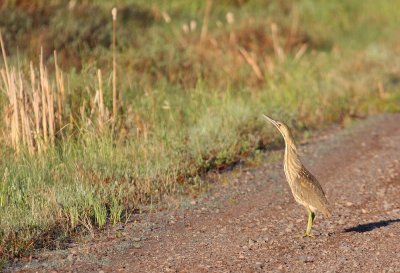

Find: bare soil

[9,114,400,273]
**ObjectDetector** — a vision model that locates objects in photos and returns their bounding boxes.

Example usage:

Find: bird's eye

[277,124,281,127]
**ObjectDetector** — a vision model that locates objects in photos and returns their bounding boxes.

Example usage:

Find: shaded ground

[10,114,400,272]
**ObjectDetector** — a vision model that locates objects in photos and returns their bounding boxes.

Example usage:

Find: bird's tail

[321,204,332,218]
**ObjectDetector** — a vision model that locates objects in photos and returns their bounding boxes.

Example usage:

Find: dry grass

[0,32,115,155]
[112,7,118,125]
[1,33,60,154]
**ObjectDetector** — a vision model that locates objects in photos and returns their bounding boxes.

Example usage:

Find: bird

[263,115,332,236]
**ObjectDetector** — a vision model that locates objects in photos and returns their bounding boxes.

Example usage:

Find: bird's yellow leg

[305,208,315,237]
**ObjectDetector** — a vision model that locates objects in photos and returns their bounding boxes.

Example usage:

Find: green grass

[0,0,400,262]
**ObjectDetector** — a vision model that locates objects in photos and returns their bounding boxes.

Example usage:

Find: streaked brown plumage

[264,115,331,236]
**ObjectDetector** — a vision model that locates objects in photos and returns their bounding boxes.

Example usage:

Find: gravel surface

[9,114,400,273]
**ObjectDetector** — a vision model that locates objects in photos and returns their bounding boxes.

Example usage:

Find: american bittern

[264,115,331,236]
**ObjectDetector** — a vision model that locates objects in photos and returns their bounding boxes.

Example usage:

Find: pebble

[300,255,314,263]
[383,201,392,210]
[345,201,353,207]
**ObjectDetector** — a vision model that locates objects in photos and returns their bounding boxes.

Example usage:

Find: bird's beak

[263,114,278,127]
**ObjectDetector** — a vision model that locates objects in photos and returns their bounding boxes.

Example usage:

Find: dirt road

[11,114,400,272]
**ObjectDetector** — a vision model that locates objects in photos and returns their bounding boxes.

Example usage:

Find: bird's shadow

[344,219,400,233]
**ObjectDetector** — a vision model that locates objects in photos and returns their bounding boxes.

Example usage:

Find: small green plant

[92,200,107,228]
[110,198,123,225]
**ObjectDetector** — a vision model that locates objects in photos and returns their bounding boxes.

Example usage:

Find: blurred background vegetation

[0,0,399,262]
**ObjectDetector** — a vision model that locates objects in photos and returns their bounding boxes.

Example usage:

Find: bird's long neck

[283,138,302,183]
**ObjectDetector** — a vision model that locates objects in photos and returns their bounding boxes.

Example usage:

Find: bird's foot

[303,232,313,238]
[292,232,313,239]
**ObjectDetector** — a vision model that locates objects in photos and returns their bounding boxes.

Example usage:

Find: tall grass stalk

[200,0,213,41]
[112,7,118,124]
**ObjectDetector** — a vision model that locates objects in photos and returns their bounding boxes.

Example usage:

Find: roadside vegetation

[0,0,399,262]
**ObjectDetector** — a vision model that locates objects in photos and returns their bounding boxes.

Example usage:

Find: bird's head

[263,114,293,141]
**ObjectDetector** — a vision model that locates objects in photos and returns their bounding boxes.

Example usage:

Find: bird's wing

[296,167,331,215]
[298,167,326,195]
